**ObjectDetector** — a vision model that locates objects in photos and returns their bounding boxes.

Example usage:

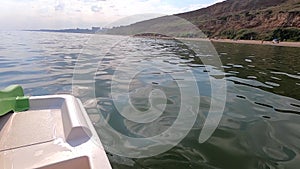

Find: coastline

[177,37,300,48]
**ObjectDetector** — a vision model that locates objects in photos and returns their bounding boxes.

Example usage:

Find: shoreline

[177,37,300,48]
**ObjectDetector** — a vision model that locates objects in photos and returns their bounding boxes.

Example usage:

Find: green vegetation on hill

[219,28,300,41]
[271,28,300,41]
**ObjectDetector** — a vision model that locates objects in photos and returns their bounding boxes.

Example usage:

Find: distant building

[92,27,101,32]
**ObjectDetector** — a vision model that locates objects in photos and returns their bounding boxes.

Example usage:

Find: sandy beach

[211,39,300,48]
[178,38,300,48]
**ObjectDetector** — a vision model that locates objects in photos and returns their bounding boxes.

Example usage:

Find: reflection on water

[0,31,300,169]
[0,31,88,95]
[92,38,300,169]
[214,43,300,100]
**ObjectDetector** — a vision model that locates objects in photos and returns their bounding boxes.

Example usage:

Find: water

[0,31,300,169]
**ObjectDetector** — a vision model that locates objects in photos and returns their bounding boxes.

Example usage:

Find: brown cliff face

[178,0,288,16]
[107,0,300,41]
[176,0,300,40]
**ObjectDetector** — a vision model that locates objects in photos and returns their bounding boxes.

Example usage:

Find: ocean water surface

[0,31,300,169]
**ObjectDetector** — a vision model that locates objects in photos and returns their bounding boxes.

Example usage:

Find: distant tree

[272,28,300,41]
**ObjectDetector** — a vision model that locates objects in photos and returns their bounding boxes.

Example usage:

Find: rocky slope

[177,0,300,40]
[107,0,300,41]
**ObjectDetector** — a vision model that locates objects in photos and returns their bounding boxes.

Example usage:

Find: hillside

[106,0,300,41]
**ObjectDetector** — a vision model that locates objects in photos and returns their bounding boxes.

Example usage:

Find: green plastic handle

[0,85,30,116]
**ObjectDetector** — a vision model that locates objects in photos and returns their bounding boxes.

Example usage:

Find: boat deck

[0,95,111,169]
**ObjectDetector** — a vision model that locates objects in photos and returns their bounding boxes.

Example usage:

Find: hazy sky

[0,0,224,30]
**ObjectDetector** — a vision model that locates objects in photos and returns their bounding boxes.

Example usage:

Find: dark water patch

[214,42,300,100]
[254,102,274,109]
[274,109,300,115]
[262,115,271,119]
[290,103,300,108]
[236,95,246,99]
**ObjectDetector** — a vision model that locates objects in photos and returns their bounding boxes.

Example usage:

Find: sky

[0,0,225,30]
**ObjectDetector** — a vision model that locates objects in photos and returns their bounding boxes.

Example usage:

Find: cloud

[0,0,225,30]
[55,2,65,11]
[91,5,102,12]
[179,0,226,13]
[106,13,166,27]
[79,0,106,2]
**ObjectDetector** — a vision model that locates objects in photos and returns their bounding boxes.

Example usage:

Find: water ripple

[1,32,300,169]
